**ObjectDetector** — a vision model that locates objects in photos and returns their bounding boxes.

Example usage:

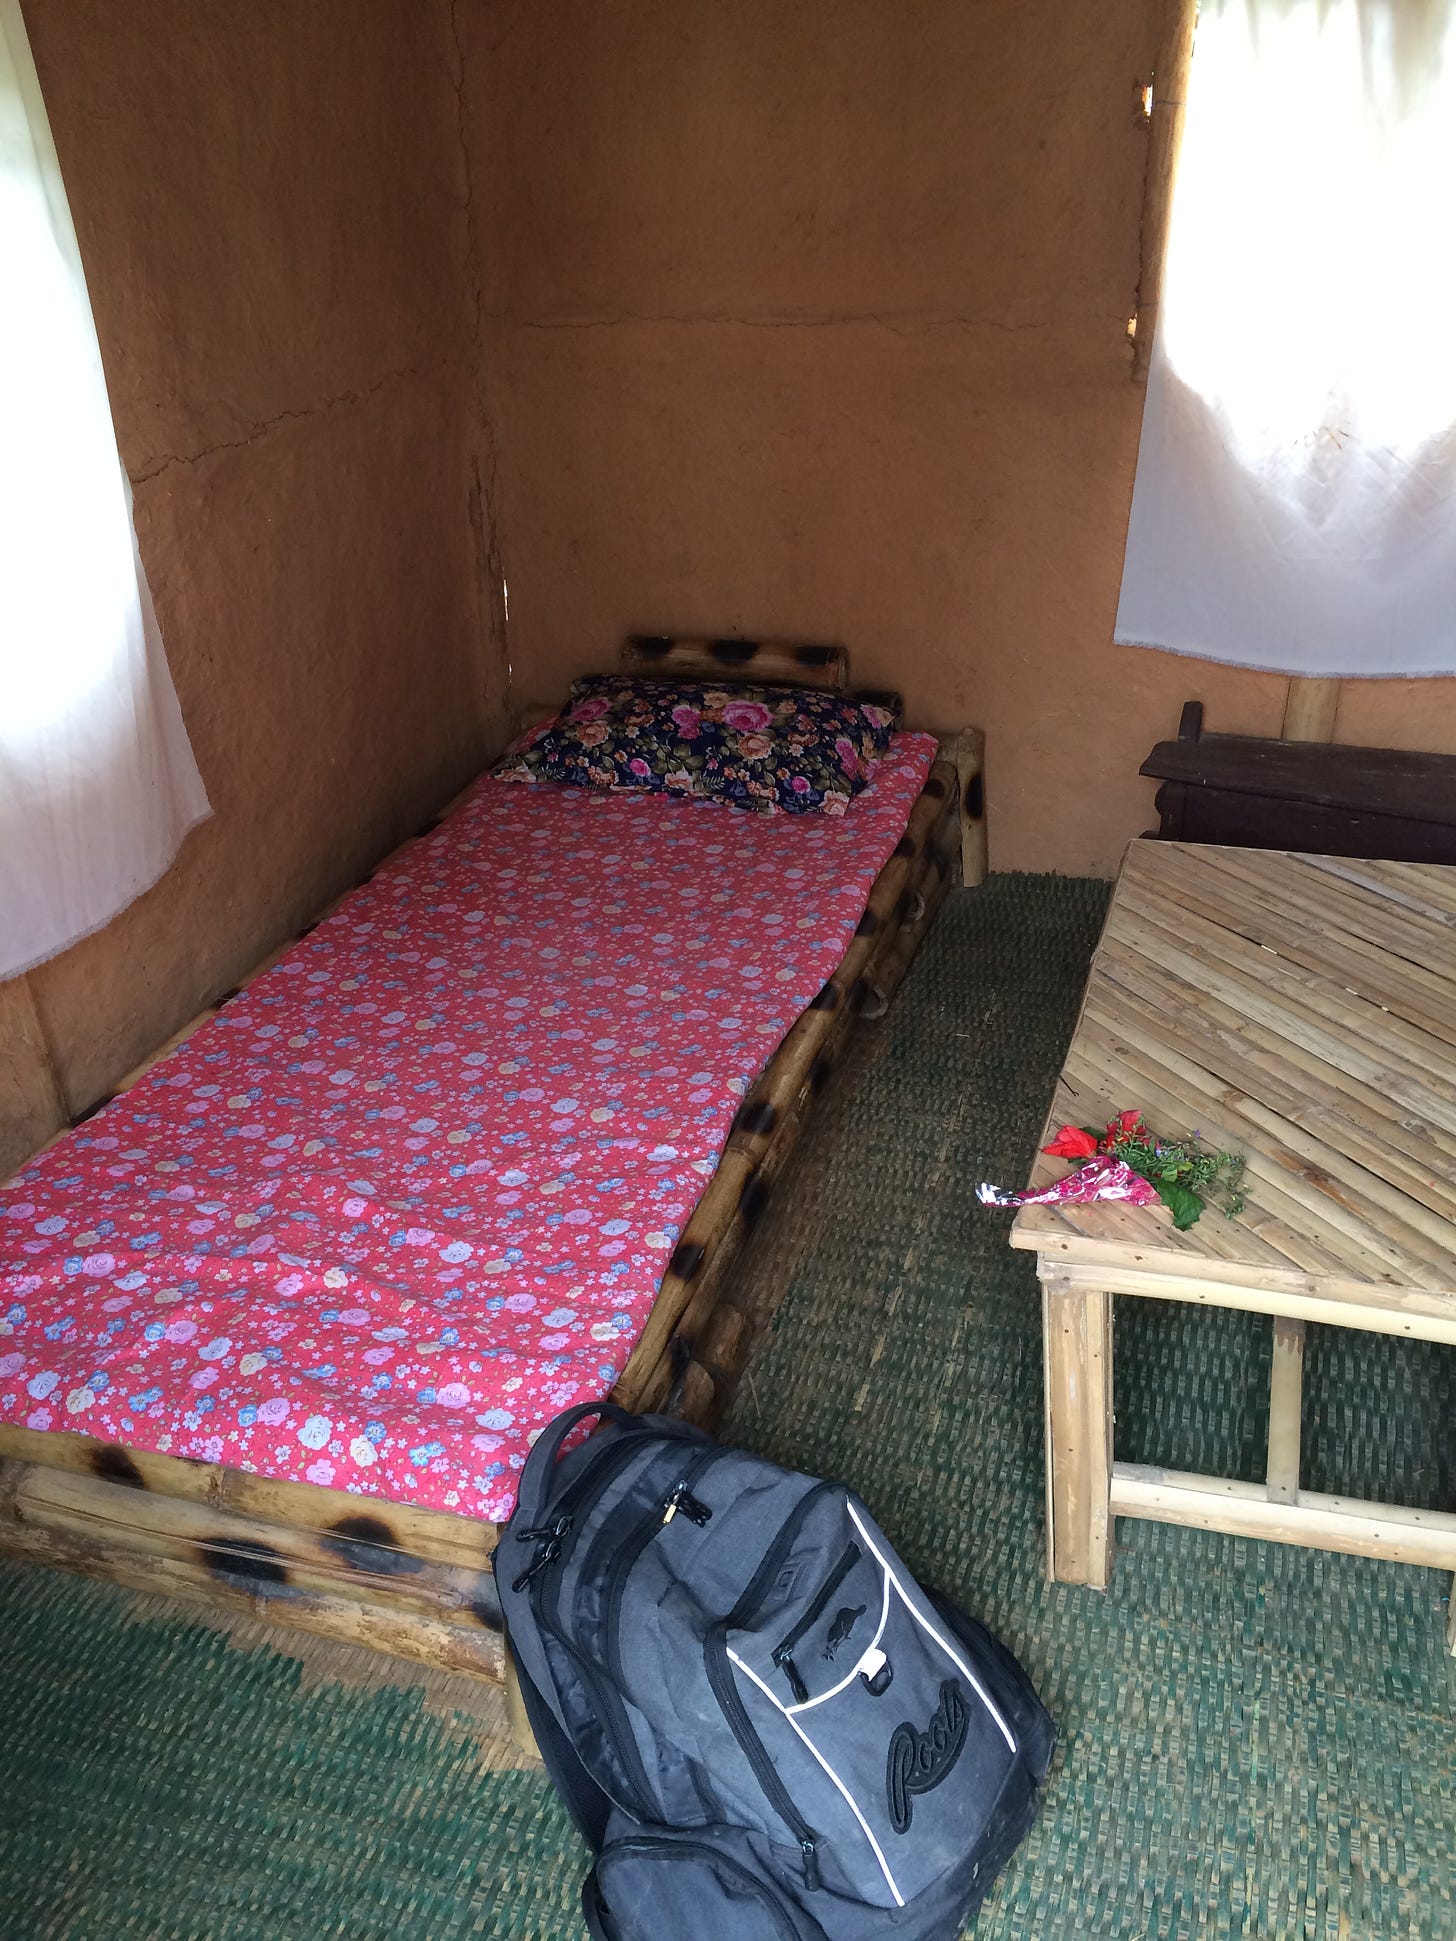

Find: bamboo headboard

[514,632,985,885]
[620,634,848,691]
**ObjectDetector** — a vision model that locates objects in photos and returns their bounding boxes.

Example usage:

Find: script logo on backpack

[886,1677,970,1833]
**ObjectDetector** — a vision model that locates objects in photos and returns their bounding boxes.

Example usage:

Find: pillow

[495,676,901,816]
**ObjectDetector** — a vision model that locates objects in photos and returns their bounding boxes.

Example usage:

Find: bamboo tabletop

[1010,842,1456,1321]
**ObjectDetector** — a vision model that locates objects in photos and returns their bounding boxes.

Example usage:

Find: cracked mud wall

[1,1,510,1178]
[465,0,1454,875]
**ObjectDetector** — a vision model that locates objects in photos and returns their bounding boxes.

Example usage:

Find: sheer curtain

[1115,0,1456,676]
[1,0,208,980]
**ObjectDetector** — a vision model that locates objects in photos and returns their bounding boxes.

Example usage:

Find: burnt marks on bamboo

[626,635,845,682]
[707,638,760,666]
[668,1239,706,1282]
[854,686,903,714]
[735,1096,777,1138]
[202,1536,291,1589]
[469,1574,503,1630]
[323,1515,425,1577]
[810,980,840,1012]
[738,1172,770,1229]
[810,1050,835,1094]
[854,908,881,938]
[893,835,918,860]
[90,1445,146,1490]
[962,766,985,819]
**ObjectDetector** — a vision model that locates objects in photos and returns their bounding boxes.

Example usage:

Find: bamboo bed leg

[1266,1317,1305,1505]
[947,728,988,887]
[1041,1275,1115,1589]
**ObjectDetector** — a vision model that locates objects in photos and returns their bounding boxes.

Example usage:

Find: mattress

[0,734,937,1520]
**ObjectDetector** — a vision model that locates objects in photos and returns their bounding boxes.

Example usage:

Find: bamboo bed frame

[0,637,984,1695]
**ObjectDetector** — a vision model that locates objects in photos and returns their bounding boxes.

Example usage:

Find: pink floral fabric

[0,735,936,1521]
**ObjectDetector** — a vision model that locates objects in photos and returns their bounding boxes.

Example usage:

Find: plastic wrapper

[976,1155,1162,1211]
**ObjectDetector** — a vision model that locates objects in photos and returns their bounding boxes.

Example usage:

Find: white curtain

[1115,0,1456,676]
[1,0,208,980]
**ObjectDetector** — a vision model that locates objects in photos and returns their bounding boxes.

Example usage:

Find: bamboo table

[1011,841,1456,1649]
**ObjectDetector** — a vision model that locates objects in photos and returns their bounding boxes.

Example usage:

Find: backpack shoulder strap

[510,1400,640,1526]
[511,1401,708,1527]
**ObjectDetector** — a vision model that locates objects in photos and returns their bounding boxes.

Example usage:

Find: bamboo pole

[1281,677,1341,743]
[947,728,988,886]
[1111,1463,1456,1571]
[12,1463,499,1629]
[13,974,69,1126]
[1265,1317,1305,1504]
[0,1506,505,1681]
[0,1425,496,1571]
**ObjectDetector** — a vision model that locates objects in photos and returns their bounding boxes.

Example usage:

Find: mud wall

[463,0,1453,874]
[2,0,509,1177]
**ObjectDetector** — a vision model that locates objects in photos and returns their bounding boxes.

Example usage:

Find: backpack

[497,1404,1056,1940]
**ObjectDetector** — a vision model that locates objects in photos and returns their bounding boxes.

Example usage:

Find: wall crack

[496,310,1053,336]
[131,361,442,484]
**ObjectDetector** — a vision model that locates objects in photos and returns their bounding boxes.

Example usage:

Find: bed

[0,637,982,1691]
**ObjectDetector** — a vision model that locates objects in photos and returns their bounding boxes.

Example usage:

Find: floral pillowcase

[495,676,901,816]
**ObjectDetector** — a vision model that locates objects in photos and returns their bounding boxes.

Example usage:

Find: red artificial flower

[1042,1124,1100,1160]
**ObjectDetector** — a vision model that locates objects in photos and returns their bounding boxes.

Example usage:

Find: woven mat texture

[0,876,1451,1940]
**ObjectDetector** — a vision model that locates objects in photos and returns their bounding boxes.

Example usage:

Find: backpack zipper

[704,1479,837,1890]
[510,1429,650,1590]
[771,1539,861,1704]
[662,1481,714,1526]
[602,1444,731,1696]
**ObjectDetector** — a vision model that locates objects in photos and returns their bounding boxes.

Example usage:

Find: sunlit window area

[0,0,206,978]
[1116,0,1456,675]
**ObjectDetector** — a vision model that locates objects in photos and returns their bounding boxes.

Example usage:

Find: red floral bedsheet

[0,735,937,1520]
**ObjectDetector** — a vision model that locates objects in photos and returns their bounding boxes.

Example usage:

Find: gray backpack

[498,1404,1055,1940]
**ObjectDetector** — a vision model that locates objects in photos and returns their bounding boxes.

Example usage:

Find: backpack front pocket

[587,1834,815,1941]
[725,1496,1021,1909]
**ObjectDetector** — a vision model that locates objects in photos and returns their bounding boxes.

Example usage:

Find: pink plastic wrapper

[976,1156,1162,1211]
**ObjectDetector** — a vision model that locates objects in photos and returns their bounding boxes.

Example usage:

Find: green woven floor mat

[1,875,1451,1941]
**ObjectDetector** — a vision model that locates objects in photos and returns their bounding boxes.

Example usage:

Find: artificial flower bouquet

[979,1109,1245,1230]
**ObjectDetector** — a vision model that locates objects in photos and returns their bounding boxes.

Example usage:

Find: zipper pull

[661,1481,713,1527]
[514,1511,571,1545]
[511,1538,559,1592]
[510,1513,570,1591]
[775,1650,809,1704]
[800,1836,821,1892]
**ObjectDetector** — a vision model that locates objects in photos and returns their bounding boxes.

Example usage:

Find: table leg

[1041,1274,1115,1588]
[1265,1316,1306,1503]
